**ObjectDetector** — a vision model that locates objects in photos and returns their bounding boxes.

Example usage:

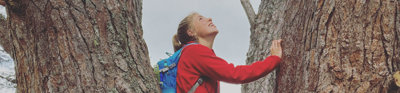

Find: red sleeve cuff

[268,55,281,61]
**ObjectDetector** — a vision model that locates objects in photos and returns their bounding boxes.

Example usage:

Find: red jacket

[176,43,281,93]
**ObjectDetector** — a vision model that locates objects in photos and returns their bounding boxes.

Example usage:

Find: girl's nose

[208,18,213,22]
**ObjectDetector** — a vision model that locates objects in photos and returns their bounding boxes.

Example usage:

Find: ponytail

[172,34,182,52]
[173,12,199,52]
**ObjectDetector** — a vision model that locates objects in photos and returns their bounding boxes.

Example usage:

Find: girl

[173,12,282,93]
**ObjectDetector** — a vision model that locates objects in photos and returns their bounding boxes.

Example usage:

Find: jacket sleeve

[185,45,281,84]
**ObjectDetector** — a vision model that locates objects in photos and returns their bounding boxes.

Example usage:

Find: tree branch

[0,75,16,83]
[240,0,256,26]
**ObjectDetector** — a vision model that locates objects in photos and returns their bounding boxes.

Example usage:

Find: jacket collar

[186,41,196,44]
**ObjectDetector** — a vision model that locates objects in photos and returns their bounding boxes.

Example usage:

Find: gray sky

[142,0,260,93]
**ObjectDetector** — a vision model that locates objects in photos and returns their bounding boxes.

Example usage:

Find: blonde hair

[173,12,199,52]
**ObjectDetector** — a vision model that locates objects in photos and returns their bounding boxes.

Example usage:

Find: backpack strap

[187,77,203,93]
[183,43,199,48]
[177,42,199,58]
[159,43,198,73]
[185,43,203,93]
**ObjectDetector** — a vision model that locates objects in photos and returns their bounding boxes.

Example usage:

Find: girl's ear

[187,29,196,37]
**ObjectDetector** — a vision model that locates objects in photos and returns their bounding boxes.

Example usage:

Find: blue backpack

[157,43,203,93]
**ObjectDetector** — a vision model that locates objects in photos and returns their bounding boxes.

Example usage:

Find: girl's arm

[185,44,281,84]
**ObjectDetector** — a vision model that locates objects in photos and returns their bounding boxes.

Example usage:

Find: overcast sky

[142,0,260,93]
[0,1,261,92]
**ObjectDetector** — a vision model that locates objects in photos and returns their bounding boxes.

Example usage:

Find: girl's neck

[198,37,215,49]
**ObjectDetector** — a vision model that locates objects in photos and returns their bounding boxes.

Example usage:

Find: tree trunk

[0,0,159,93]
[240,0,286,93]
[242,0,400,93]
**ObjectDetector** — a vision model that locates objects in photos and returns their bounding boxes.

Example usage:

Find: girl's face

[191,14,219,39]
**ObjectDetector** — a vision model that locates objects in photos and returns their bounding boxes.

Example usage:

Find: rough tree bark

[242,0,400,93]
[241,0,286,93]
[0,0,159,93]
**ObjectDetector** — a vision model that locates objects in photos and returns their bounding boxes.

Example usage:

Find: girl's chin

[210,30,219,35]
[208,29,218,33]
[211,28,218,32]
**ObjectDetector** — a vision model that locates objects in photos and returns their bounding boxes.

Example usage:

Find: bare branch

[0,75,16,83]
[240,0,256,26]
